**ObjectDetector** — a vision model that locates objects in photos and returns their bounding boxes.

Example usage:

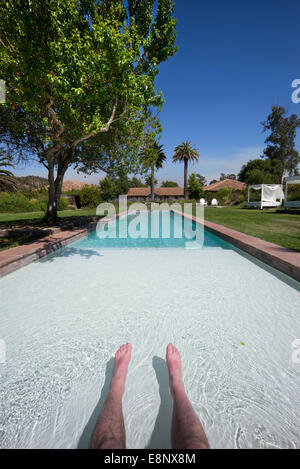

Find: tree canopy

[261,106,300,181]
[0,0,177,220]
[173,141,199,199]
[238,158,284,185]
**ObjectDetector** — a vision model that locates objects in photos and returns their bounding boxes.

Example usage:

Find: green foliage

[220,173,236,181]
[161,181,178,187]
[0,192,46,213]
[239,159,284,185]
[196,174,207,186]
[173,141,199,164]
[216,188,232,205]
[205,189,247,206]
[79,185,101,208]
[188,173,204,199]
[0,0,178,220]
[173,141,200,197]
[58,197,69,211]
[287,184,300,202]
[130,177,146,188]
[262,106,300,177]
[99,176,118,202]
[0,149,17,191]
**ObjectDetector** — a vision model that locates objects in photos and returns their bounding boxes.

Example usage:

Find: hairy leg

[166,344,209,450]
[89,343,132,449]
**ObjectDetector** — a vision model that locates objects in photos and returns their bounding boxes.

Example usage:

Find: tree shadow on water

[146,356,173,449]
[38,246,103,263]
[77,358,114,449]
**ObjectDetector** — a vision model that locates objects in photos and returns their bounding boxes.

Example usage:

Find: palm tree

[173,141,199,199]
[0,152,17,191]
[143,142,166,200]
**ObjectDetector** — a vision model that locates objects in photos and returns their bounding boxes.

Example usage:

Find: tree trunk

[184,159,188,199]
[45,163,58,223]
[45,163,67,223]
[151,164,155,200]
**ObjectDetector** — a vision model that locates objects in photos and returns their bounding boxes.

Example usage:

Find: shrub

[205,189,247,206]
[188,173,204,200]
[80,185,101,207]
[58,197,69,211]
[0,192,44,213]
[216,188,232,205]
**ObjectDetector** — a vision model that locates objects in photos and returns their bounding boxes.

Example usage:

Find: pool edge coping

[0,210,299,282]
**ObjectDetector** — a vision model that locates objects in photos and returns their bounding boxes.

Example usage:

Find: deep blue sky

[14,0,300,185]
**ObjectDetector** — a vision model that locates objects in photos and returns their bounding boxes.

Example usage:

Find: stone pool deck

[0,212,299,282]
[0,219,99,278]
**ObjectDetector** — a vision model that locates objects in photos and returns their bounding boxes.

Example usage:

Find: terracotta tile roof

[127,187,151,197]
[155,187,184,197]
[204,179,247,192]
[127,187,185,197]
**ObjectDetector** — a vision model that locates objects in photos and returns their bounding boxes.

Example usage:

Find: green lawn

[0,208,96,225]
[204,207,300,252]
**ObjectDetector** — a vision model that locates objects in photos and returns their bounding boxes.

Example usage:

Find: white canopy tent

[284,175,300,209]
[248,184,284,209]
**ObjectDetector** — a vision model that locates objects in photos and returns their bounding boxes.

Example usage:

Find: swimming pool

[0,211,299,448]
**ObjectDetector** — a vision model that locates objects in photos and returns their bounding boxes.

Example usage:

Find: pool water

[0,212,299,449]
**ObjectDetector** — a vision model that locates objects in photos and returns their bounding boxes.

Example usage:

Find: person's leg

[166,344,210,450]
[89,343,132,449]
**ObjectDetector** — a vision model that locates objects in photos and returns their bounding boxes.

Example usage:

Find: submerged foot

[166,343,184,397]
[111,343,132,395]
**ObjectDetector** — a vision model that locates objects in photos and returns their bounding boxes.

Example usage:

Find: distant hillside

[14,177,93,192]
[16,176,49,191]
[62,180,92,192]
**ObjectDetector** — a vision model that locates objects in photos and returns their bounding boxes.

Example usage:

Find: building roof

[127,187,151,197]
[155,187,184,197]
[127,187,184,197]
[204,179,247,192]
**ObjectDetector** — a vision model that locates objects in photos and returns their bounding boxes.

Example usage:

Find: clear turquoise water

[0,211,299,449]
[76,211,230,249]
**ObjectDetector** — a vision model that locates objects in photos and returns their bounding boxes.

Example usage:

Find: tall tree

[196,174,207,186]
[173,141,199,199]
[261,106,300,183]
[220,173,236,181]
[143,141,166,199]
[0,0,177,222]
[238,158,283,185]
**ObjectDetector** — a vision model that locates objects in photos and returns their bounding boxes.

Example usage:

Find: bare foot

[166,343,184,397]
[111,343,132,395]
